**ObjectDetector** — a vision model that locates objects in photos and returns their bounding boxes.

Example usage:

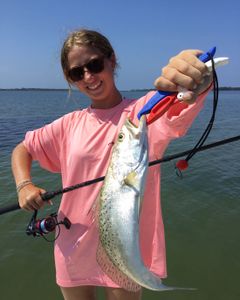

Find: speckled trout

[96,115,174,291]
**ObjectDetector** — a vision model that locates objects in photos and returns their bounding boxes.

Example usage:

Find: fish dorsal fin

[96,241,141,292]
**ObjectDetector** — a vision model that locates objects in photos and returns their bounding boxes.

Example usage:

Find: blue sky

[1,0,240,90]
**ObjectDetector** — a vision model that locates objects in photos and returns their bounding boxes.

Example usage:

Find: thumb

[180,91,197,104]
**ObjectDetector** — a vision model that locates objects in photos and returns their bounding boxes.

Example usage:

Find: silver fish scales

[96,115,174,291]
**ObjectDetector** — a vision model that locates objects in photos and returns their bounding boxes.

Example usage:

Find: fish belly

[98,186,173,291]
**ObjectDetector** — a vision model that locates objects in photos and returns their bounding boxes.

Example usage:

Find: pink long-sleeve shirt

[24,90,209,287]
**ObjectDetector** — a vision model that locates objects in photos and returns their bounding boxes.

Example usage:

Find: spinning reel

[26,210,71,241]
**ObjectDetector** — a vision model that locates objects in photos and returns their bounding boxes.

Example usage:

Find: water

[0,90,239,300]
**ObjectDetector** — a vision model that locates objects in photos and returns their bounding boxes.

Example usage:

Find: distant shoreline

[0,87,240,92]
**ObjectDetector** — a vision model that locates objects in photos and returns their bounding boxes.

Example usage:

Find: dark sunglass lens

[68,67,84,82]
[87,58,104,73]
[68,57,104,82]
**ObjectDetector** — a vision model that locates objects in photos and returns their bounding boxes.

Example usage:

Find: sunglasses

[68,56,105,82]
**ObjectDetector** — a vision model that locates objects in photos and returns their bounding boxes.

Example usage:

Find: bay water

[0,90,239,299]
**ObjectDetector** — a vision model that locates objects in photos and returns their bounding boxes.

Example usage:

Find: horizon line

[1,86,240,92]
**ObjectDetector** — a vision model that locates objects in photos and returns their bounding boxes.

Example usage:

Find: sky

[1,0,240,90]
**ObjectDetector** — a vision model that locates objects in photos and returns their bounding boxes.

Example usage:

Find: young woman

[12,29,212,300]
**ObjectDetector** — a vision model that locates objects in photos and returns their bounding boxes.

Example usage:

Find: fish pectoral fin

[123,171,138,187]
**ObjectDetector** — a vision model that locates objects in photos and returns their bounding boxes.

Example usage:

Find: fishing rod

[0,47,233,242]
[0,134,239,216]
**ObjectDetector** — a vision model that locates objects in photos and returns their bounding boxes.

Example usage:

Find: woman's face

[67,46,117,108]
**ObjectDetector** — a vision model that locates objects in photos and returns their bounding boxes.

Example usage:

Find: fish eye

[118,132,125,142]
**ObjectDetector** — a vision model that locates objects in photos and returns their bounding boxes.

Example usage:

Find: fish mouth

[126,116,148,171]
[138,115,147,136]
[125,116,147,152]
[126,116,147,136]
[127,118,138,128]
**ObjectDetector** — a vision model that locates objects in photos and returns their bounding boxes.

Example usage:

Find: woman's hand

[18,184,47,211]
[12,142,51,211]
[154,49,213,103]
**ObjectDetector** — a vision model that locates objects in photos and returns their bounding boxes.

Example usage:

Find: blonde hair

[61,28,116,83]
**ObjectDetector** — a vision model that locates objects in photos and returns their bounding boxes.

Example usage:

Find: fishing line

[175,54,219,174]
[0,134,239,215]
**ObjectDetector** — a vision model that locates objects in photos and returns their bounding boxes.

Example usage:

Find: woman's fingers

[155,49,209,91]
[18,185,47,211]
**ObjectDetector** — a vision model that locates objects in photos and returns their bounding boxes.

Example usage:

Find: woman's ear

[110,52,117,70]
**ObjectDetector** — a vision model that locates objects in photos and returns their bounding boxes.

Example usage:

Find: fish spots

[96,242,141,292]
[95,116,150,290]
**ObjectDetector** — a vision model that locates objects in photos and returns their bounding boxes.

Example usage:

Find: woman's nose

[83,67,94,81]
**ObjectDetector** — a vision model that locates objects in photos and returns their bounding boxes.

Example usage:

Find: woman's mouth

[87,81,102,91]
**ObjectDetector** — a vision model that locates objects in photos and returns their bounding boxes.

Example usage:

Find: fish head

[111,115,148,177]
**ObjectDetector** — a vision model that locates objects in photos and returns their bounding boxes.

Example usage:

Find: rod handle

[0,203,20,215]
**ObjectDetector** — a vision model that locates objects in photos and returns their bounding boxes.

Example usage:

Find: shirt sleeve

[23,114,70,173]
